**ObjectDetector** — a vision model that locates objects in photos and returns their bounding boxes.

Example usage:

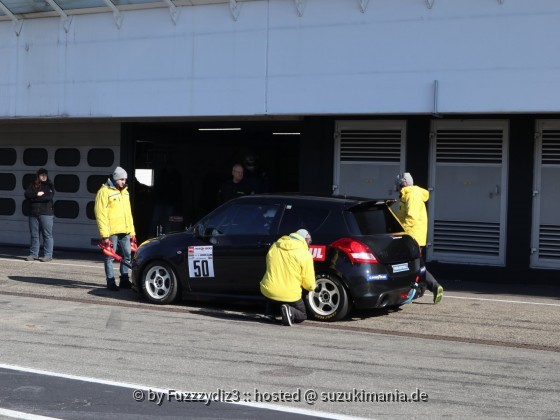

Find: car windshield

[346,205,404,235]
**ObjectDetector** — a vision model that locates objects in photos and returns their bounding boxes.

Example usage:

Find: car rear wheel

[305,274,350,322]
[141,261,179,304]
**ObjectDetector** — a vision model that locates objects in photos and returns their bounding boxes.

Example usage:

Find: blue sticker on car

[367,274,389,281]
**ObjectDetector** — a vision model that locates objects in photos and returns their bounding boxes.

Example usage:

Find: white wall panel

[1,0,560,118]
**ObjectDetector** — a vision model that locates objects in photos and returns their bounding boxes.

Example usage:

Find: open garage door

[427,120,509,265]
[531,121,560,268]
[333,120,406,199]
[130,122,301,241]
[0,123,120,250]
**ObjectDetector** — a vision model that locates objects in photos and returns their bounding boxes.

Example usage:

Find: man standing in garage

[95,166,136,291]
[395,172,443,304]
[260,229,316,326]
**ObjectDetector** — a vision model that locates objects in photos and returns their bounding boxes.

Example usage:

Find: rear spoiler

[347,199,397,211]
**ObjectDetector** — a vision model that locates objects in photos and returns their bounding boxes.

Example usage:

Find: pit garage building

[1,0,559,284]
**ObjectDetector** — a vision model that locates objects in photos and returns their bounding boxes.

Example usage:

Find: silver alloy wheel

[308,277,341,316]
[144,264,172,300]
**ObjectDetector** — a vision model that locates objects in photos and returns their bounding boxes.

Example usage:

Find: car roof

[234,193,394,208]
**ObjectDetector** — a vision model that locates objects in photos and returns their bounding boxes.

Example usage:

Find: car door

[188,201,281,295]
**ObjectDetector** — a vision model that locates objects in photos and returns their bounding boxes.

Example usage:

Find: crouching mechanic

[94,166,137,291]
[260,229,316,326]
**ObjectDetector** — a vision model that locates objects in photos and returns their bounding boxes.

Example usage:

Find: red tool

[98,239,132,269]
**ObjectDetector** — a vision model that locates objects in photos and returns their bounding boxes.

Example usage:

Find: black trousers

[420,247,441,293]
[265,298,308,323]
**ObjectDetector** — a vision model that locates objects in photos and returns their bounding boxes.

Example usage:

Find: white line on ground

[0,363,368,420]
[0,408,61,420]
[0,256,100,269]
[445,295,560,307]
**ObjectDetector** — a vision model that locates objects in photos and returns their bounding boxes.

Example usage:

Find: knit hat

[295,229,312,245]
[395,172,413,190]
[37,168,48,176]
[112,166,128,180]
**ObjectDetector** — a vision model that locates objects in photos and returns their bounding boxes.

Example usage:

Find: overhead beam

[162,0,180,24]
[0,1,23,35]
[294,0,304,17]
[102,0,124,28]
[358,0,370,13]
[44,0,72,32]
[229,0,240,21]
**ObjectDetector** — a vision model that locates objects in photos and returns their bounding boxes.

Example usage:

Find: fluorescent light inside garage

[272,132,301,135]
[198,128,242,131]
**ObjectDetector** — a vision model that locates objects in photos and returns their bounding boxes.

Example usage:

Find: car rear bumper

[352,285,411,309]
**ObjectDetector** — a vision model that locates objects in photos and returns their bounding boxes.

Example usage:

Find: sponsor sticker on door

[188,246,215,278]
[309,245,326,261]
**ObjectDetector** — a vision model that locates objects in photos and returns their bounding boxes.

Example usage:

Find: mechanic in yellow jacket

[395,172,443,304]
[94,166,136,291]
[260,229,316,326]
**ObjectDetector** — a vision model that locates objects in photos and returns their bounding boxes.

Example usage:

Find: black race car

[131,194,423,321]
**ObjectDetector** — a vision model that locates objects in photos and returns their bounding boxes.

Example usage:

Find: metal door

[333,120,406,199]
[428,120,509,265]
[0,123,120,250]
[531,121,560,268]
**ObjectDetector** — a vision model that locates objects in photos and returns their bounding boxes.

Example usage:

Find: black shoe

[40,257,52,262]
[119,276,132,289]
[107,278,119,291]
[26,255,37,261]
[280,304,293,326]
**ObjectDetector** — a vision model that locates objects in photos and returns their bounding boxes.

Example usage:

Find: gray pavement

[0,245,559,419]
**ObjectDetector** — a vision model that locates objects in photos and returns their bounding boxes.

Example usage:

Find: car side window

[198,203,280,236]
[227,204,280,235]
[278,205,330,235]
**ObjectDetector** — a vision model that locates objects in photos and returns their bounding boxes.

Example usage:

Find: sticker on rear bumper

[392,262,409,273]
[367,274,388,281]
[188,246,215,278]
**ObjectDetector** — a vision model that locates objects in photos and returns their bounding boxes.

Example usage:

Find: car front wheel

[141,261,179,304]
[305,274,350,322]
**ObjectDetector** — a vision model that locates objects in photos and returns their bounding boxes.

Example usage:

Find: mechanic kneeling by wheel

[260,229,316,326]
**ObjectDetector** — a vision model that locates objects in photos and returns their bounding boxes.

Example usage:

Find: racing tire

[305,273,350,322]
[140,261,179,304]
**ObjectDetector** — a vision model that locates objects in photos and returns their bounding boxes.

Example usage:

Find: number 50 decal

[187,246,215,278]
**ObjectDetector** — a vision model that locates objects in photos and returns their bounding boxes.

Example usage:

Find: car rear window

[346,205,403,235]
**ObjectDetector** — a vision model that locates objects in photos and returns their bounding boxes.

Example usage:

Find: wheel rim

[307,277,341,316]
[144,265,172,300]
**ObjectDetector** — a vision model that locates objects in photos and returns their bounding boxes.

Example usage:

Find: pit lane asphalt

[1,246,558,352]
[0,246,559,419]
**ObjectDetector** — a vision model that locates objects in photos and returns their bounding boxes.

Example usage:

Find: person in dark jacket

[217,164,251,204]
[24,168,55,262]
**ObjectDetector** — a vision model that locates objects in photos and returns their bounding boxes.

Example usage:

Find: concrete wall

[1,0,560,118]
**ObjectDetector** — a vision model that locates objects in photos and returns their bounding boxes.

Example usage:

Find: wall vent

[339,129,401,162]
[435,129,503,164]
[433,220,500,256]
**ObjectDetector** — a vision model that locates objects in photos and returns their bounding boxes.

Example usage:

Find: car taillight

[330,238,378,264]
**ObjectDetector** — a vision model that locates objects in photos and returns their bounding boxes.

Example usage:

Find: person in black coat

[218,163,251,204]
[24,168,55,262]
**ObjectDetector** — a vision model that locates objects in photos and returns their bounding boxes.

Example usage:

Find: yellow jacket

[94,179,136,238]
[260,233,316,303]
[396,185,429,247]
